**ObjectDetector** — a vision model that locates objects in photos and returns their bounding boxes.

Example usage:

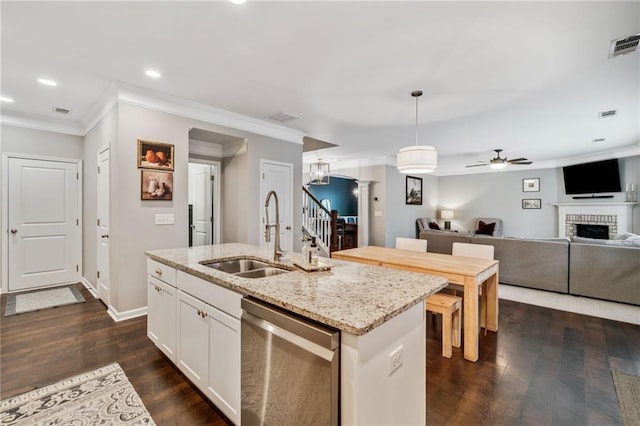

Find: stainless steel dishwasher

[241,297,340,425]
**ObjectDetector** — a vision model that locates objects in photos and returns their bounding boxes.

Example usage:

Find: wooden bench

[426,293,462,358]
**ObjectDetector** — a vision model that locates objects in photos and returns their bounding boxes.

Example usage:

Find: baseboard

[107,305,148,322]
[80,277,98,298]
[499,284,640,325]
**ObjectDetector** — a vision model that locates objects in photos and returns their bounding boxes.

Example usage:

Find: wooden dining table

[331,246,499,362]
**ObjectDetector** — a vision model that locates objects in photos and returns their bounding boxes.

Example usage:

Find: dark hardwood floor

[2,283,639,425]
[0,284,232,425]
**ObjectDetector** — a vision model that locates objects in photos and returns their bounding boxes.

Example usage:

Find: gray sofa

[569,240,640,305]
[418,229,640,305]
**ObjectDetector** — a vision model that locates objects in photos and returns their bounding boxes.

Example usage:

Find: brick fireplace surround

[556,203,636,239]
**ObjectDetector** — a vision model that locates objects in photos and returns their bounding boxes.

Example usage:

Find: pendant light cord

[415,95,419,146]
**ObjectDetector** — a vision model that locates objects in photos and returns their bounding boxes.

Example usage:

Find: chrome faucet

[264,190,284,262]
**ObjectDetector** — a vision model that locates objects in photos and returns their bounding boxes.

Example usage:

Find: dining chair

[451,242,494,335]
[395,237,428,252]
[395,237,461,358]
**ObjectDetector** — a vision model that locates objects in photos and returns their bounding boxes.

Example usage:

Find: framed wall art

[523,178,540,192]
[406,176,422,205]
[137,139,174,171]
[141,170,173,201]
[522,198,541,209]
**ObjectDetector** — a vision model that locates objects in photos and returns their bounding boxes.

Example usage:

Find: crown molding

[4,81,306,145]
[113,82,305,144]
[0,113,84,136]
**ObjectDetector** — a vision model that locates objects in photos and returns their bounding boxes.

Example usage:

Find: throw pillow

[476,220,495,235]
[428,221,441,230]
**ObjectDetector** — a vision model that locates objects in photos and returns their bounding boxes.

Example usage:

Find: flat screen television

[562,159,622,195]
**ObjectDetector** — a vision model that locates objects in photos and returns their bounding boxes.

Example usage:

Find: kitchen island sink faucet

[264,190,284,261]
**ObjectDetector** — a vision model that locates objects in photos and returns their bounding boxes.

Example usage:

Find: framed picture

[523,178,540,192]
[406,176,422,205]
[137,139,174,171]
[522,198,541,209]
[141,170,173,201]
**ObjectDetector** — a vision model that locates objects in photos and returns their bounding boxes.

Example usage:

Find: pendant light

[397,90,437,174]
[309,159,330,185]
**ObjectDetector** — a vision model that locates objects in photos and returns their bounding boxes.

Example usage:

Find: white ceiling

[2,1,639,175]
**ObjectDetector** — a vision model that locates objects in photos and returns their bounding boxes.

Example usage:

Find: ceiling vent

[608,33,640,58]
[53,107,71,115]
[269,111,300,123]
[598,109,617,119]
[592,138,606,144]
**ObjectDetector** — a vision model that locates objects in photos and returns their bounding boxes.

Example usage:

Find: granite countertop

[146,243,448,335]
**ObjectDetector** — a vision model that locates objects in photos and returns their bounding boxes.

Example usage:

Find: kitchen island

[146,243,447,425]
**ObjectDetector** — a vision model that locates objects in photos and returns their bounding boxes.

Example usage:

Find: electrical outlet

[388,345,404,375]
[155,213,175,225]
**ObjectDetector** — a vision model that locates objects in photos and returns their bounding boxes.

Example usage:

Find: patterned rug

[0,363,155,425]
[4,285,85,316]
[612,369,640,426]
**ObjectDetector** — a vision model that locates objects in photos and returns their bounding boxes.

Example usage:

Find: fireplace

[576,224,609,239]
[556,203,635,239]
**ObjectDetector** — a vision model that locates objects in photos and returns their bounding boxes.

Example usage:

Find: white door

[261,161,293,252]
[189,163,212,246]
[7,157,80,291]
[97,148,110,304]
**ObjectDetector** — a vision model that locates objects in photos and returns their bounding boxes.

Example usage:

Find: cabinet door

[205,304,241,424]
[159,280,177,362]
[147,277,163,345]
[177,290,208,387]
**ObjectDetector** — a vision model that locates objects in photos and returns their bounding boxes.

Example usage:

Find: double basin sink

[200,258,292,279]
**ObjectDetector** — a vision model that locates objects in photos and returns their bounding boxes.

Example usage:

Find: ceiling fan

[466,149,532,170]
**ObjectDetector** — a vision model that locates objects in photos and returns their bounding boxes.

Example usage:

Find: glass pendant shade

[310,161,330,185]
[397,146,437,174]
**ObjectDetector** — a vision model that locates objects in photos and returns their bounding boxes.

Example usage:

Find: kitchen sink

[200,258,291,279]
[201,259,270,274]
[235,267,290,278]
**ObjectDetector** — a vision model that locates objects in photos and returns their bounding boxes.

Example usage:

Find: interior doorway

[188,161,220,246]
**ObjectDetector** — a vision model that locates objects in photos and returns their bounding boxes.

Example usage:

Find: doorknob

[285,226,292,230]
[10,229,17,234]
[101,234,109,238]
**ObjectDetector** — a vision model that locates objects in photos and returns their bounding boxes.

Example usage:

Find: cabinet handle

[155,268,163,275]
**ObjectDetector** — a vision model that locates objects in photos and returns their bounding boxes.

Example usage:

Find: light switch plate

[374,211,383,217]
[155,213,174,225]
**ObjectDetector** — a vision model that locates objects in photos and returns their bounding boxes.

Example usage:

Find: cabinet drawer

[147,259,177,286]
[177,271,242,319]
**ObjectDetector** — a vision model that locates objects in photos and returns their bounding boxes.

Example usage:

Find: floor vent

[598,109,617,119]
[608,34,640,58]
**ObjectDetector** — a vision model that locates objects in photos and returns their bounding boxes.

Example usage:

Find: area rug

[0,363,155,425]
[4,285,85,316]
[612,369,640,426]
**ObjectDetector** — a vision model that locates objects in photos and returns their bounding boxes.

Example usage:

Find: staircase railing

[302,186,332,255]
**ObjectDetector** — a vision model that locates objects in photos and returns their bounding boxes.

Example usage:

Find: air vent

[53,107,71,115]
[592,138,606,144]
[608,33,640,58]
[269,112,300,123]
[598,109,617,119]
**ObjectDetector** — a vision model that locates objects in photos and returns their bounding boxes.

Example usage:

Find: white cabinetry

[147,262,177,363]
[175,271,241,424]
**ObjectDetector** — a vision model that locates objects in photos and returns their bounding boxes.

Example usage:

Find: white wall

[91,103,303,314]
[1,125,83,159]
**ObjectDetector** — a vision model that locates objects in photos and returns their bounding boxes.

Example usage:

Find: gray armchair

[474,218,503,237]
[415,217,434,238]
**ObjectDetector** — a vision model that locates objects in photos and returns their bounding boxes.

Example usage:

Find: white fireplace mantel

[554,202,637,238]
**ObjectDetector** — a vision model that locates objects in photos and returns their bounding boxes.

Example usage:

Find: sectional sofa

[418,229,640,306]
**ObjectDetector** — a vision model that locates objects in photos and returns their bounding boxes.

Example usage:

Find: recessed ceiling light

[0,96,14,103]
[229,0,247,4]
[37,78,57,86]
[145,70,161,78]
